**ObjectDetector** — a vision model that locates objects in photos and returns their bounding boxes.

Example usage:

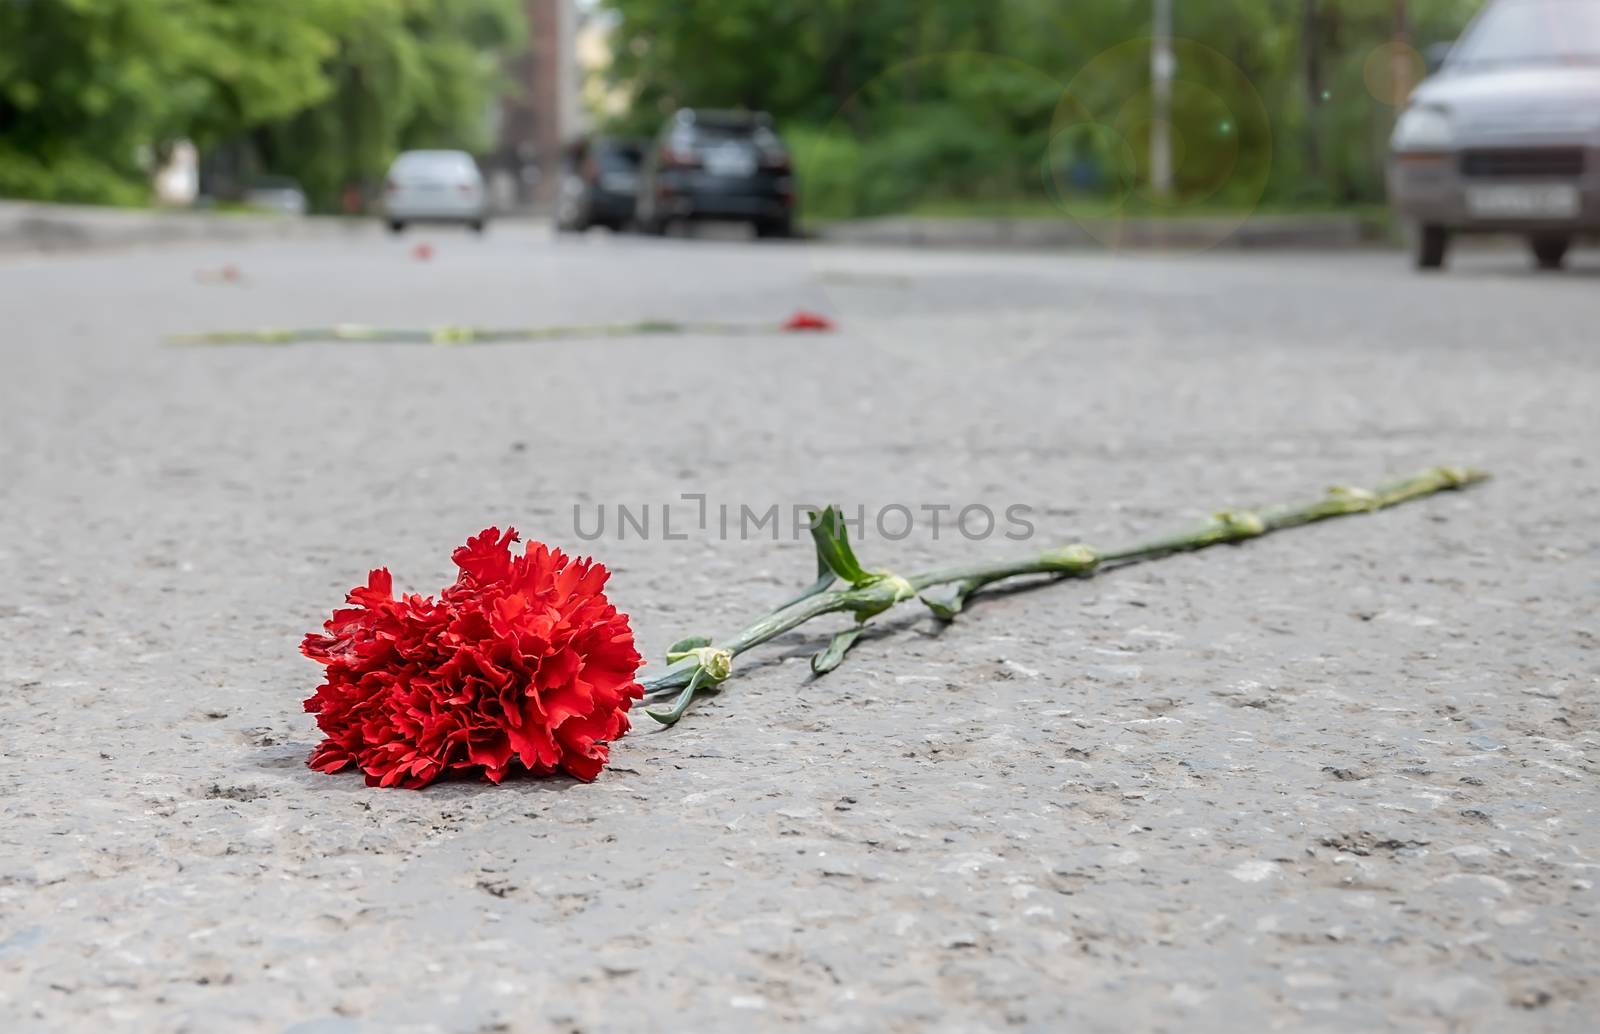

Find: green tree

[0,0,343,203]
[0,0,524,208]
[252,0,524,210]
[600,0,1484,217]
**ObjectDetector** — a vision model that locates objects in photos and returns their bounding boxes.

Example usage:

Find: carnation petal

[508,695,563,769]
[561,743,608,782]
[543,677,596,729]
[468,732,514,771]
[452,526,519,585]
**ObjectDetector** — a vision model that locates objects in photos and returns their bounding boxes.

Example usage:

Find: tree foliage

[601,0,1484,216]
[0,0,524,208]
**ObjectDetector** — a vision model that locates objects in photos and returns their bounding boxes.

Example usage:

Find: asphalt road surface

[2,224,1597,1033]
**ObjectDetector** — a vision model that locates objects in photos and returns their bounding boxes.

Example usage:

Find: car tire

[1529,234,1570,271]
[1415,224,1448,271]
[388,220,405,234]
[755,218,794,240]
[469,220,486,235]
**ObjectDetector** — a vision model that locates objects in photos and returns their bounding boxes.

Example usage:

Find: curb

[814,214,1390,251]
[0,200,380,254]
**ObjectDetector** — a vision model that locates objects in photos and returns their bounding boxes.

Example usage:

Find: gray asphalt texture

[2,225,1597,1033]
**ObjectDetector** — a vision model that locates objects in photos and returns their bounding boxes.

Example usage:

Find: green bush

[791,108,1053,222]
[788,127,863,221]
[0,145,148,207]
[0,0,524,210]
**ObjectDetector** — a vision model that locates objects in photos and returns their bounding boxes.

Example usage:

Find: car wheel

[1529,234,1570,271]
[557,202,589,233]
[756,218,794,240]
[469,220,486,235]
[388,220,405,234]
[1415,224,1448,271]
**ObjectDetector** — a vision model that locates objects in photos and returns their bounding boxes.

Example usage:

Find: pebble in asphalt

[1,225,1597,1032]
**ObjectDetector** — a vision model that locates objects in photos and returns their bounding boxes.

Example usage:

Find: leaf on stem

[812,626,865,674]
[1211,509,1266,540]
[807,505,873,585]
[665,635,712,662]
[773,562,838,612]
[920,588,966,621]
[645,668,707,726]
[1040,544,1100,574]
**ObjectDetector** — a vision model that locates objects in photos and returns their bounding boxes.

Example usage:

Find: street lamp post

[1392,0,1415,105]
[1151,0,1175,200]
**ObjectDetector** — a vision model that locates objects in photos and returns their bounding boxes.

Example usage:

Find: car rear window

[391,152,477,177]
[597,145,642,172]
[672,126,785,155]
[685,126,756,145]
[1451,0,1600,67]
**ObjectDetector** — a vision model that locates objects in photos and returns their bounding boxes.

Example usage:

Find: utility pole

[1303,0,1323,183]
[1392,0,1414,105]
[1150,0,1175,200]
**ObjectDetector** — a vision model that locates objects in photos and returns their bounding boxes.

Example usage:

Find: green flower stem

[1098,466,1485,563]
[167,319,803,347]
[642,591,844,694]
[911,544,1101,592]
[638,466,1488,707]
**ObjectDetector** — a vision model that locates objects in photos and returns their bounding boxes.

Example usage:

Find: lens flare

[1051,38,1272,253]
[1364,42,1425,107]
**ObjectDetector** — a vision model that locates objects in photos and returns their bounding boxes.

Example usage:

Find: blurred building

[576,6,627,124]
[493,0,586,210]
[153,141,200,207]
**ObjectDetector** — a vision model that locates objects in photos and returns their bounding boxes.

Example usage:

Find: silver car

[243,176,308,217]
[1388,0,1600,270]
[383,150,489,234]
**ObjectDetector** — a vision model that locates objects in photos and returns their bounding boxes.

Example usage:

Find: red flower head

[781,310,835,332]
[302,528,644,788]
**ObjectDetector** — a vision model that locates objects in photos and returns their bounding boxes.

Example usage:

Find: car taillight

[659,147,701,169]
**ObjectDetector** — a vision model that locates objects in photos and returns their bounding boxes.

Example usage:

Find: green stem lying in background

[167,317,820,346]
[639,466,1489,724]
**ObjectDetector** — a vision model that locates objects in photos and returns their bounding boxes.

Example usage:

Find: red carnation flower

[782,310,835,332]
[302,528,644,788]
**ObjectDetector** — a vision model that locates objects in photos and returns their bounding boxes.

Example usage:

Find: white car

[1388,0,1600,270]
[383,150,488,233]
[243,176,308,217]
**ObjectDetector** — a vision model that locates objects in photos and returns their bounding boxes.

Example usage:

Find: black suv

[635,110,796,238]
[556,136,645,232]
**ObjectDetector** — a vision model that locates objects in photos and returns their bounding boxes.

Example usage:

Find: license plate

[705,147,756,177]
[1466,183,1580,220]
